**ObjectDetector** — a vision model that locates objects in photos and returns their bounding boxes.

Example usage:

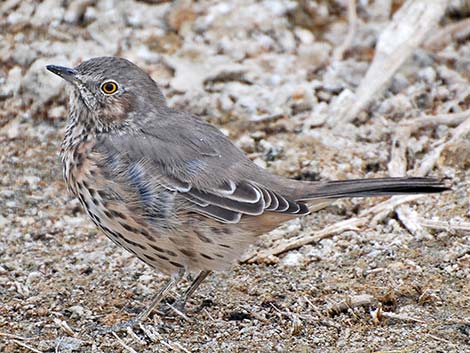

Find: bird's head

[46,57,167,131]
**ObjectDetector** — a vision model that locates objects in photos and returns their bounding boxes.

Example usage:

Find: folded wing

[94,116,309,224]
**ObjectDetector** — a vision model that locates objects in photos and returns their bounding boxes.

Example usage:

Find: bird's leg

[172,270,212,312]
[134,269,185,323]
[97,270,185,333]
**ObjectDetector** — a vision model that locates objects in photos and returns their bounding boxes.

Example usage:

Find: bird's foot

[88,301,189,335]
[160,299,191,321]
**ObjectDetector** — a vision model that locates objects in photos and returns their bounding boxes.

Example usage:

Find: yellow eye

[101,81,118,94]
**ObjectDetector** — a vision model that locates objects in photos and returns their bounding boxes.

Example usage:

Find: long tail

[298,177,450,201]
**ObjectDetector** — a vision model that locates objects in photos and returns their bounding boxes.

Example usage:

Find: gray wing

[94,113,309,223]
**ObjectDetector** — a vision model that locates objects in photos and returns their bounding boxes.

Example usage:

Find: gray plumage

[46,56,449,328]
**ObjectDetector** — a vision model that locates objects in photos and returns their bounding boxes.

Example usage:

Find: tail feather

[297,177,450,201]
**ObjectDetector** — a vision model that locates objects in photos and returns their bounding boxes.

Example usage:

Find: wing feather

[94,126,309,225]
[187,188,265,215]
[192,204,242,224]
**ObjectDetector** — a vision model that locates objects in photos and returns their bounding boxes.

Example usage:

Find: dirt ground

[1,0,470,352]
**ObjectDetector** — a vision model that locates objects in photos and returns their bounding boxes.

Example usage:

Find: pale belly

[62,143,257,276]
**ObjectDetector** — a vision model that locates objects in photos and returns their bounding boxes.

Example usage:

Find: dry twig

[370,304,426,324]
[423,17,470,50]
[328,0,447,128]
[53,318,75,336]
[380,311,426,324]
[111,332,139,353]
[400,110,470,131]
[244,104,466,261]
[12,340,44,353]
[328,294,377,316]
[387,110,470,239]
[418,218,470,231]
[0,332,33,340]
[416,112,470,176]
[165,303,191,321]
[241,217,363,262]
[396,205,433,240]
[388,127,411,177]
[243,194,429,262]
[333,0,358,61]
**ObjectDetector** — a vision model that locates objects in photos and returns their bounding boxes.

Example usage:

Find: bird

[46,57,449,329]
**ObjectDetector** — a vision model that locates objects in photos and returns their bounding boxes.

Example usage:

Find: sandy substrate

[1,1,469,352]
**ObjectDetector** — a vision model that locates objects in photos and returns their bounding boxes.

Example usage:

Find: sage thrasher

[46,57,449,328]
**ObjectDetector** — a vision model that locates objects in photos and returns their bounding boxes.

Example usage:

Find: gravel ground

[1,0,470,352]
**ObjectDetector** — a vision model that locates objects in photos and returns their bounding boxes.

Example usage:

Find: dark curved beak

[46,65,79,84]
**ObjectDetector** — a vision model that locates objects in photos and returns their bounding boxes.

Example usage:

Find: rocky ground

[1,0,470,352]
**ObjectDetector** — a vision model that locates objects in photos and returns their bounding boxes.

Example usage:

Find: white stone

[281,251,304,267]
